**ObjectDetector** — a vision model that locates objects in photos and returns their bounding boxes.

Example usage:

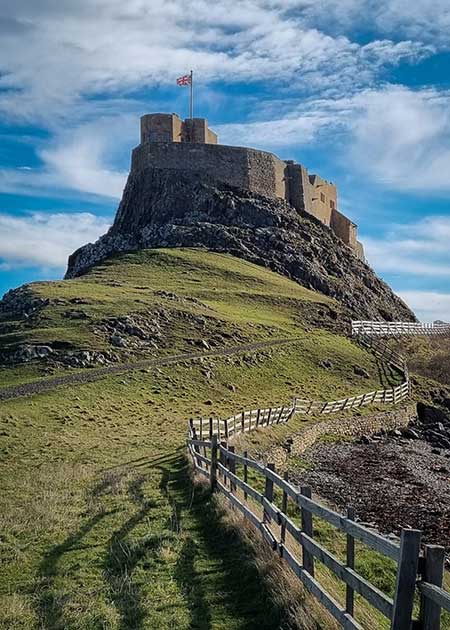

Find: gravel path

[0,337,296,402]
[297,438,450,552]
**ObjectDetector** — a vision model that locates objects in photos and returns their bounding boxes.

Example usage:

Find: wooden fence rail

[187,436,449,630]
[189,324,415,441]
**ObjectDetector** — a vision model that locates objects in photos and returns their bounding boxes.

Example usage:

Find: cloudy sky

[0,0,449,321]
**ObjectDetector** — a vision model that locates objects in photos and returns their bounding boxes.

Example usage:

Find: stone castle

[66,112,415,321]
[135,113,364,259]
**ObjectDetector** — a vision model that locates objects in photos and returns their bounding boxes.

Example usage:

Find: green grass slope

[1,248,346,387]
[0,249,401,629]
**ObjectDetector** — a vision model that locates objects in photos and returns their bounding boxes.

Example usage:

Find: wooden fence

[191,319,433,440]
[190,335,410,440]
[352,321,450,337]
[186,321,450,628]
[187,431,450,629]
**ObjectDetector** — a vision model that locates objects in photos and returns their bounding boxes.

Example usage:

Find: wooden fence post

[210,434,218,492]
[224,418,229,439]
[243,450,248,501]
[346,506,355,617]
[256,409,261,427]
[263,463,275,523]
[418,544,445,630]
[241,411,245,433]
[281,471,288,545]
[300,486,314,577]
[209,417,213,439]
[219,441,227,484]
[391,529,421,630]
[228,445,236,492]
[190,420,201,469]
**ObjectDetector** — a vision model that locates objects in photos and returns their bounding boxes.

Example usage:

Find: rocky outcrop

[0,285,49,320]
[66,168,415,321]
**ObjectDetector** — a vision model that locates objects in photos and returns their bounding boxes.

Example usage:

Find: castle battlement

[140,113,218,145]
[135,113,364,259]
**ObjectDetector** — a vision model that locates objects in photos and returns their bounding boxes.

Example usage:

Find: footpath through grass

[0,249,396,629]
[0,335,391,629]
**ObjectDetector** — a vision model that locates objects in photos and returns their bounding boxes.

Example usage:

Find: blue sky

[0,0,449,321]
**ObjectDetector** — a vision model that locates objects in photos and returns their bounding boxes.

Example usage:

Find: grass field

[0,249,409,629]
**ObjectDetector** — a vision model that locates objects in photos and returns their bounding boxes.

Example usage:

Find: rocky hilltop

[66,168,415,321]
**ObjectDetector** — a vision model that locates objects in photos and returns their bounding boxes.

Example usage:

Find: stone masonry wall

[331,209,357,247]
[247,148,287,199]
[131,142,286,199]
[263,404,416,470]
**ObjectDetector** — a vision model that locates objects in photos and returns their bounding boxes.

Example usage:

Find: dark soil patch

[296,438,450,553]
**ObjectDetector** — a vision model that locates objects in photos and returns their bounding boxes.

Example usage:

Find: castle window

[330,199,335,209]
[320,192,325,203]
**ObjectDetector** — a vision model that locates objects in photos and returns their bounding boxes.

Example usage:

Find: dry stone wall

[265,404,416,470]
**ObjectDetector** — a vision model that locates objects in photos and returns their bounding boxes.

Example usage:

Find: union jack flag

[176,74,191,86]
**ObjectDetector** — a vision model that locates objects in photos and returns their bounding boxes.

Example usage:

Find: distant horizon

[1,1,449,322]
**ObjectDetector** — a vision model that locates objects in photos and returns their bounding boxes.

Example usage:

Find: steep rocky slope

[66,169,415,322]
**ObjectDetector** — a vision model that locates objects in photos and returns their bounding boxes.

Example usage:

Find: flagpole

[190,70,193,120]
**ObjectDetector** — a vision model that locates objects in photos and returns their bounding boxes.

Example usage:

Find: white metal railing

[352,321,450,337]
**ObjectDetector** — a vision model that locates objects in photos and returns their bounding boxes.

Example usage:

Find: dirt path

[0,337,296,402]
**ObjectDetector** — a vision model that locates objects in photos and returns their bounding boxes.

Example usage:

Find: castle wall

[285,163,311,216]
[207,128,218,144]
[140,113,217,145]
[132,142,286,198]
[355,241,365,261]
[330,208,357,247]
[309,175,336,226]
[247,149,287,199]
[141,113,183,143]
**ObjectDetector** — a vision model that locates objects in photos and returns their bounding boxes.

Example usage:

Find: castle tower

[140,113,218,144]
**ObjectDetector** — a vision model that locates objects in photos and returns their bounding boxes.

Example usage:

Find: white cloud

[0,211,111,269]
[296,0,450,49]
[398,291,450,323]
[219,85,450,193]
[0,0,431,123]
[362,215,450,278]
[361,215,450,322]
[373,0,450,46]
[0,116,131,199]
[217,112,332,149]
[39,118,131,198]
[348,86,450,192]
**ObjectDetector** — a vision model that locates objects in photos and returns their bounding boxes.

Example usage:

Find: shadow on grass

[36,505,118,628]
[103,474,161,630]
[376,357,402,389]
[36,450,286,630]
[158,452,287,630]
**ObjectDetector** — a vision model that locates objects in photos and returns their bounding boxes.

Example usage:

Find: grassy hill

[0,248,402,629]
